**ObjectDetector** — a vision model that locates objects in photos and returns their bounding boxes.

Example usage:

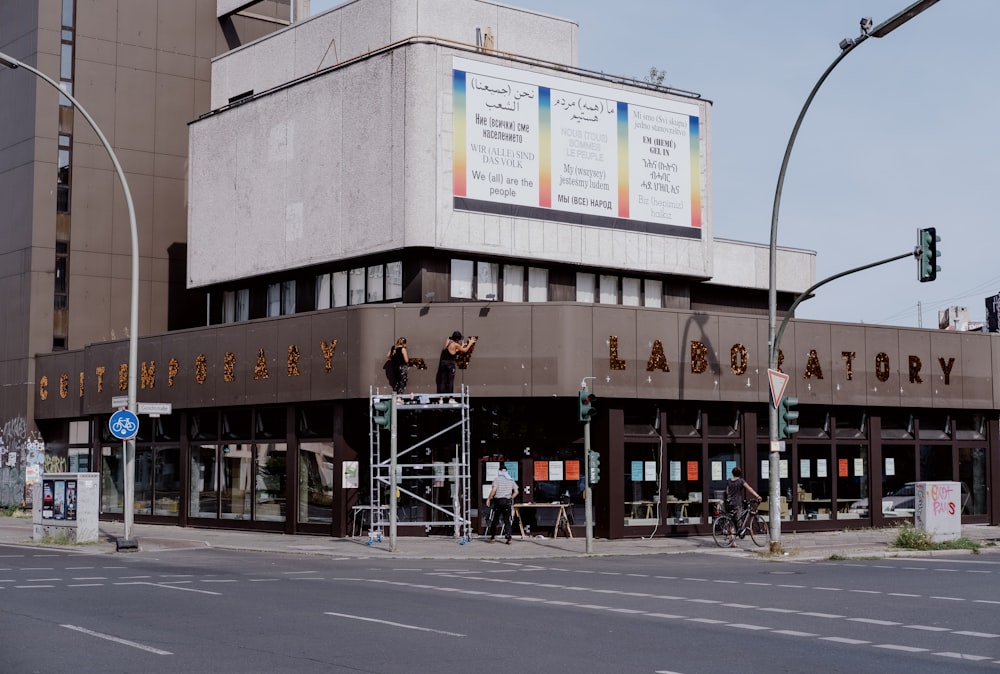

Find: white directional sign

[111,395,129,409]
[138,402,173,416]
[767,368,789,408]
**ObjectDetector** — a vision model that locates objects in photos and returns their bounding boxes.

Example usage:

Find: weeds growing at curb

[891,522,980,551]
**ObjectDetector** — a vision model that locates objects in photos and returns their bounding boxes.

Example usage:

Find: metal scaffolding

[367,386,472,545]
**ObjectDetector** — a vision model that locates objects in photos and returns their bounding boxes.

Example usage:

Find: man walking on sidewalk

[486,466,519,544]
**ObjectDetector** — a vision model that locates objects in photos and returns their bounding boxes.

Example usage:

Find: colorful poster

[42,480,54,519]
[686,461,698,481]
[838,458,849,478]
[504,461,519,482]
[53,479,65,520]
[631,461,643,481]
[533,461,549,481]
[453,57,702,239]
[565,460,580,481]
[65,480,77,521]
[343,461,359,489]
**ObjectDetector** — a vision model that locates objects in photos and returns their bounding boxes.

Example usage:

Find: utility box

[32,472,100,544]
[913,481,961,543]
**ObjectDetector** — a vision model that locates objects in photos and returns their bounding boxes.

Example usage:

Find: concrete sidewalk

[1,516,998,562]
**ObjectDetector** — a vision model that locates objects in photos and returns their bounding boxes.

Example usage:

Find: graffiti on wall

[0,417,45,507]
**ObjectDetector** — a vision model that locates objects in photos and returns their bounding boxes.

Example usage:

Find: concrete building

[9,0,1000,538]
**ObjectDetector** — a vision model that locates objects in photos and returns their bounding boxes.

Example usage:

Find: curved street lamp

[0,50,140,548]
[765,1,939,552]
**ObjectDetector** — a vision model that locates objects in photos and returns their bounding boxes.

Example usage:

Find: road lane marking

[68,584,104,587]
[324,611,464,637]
[953,631,1000,639]
[904,625,949,632]
[934,652,991,661]
[875,644,928,653]
[115,581,220,595]
[73,577,108,580]
[848,618,900,626]
[62,624,172,655]
[730,624,769,630]
[821,637,869,645]
[773,630,818,637]
[800,612,843,619]
[15,585,53,589]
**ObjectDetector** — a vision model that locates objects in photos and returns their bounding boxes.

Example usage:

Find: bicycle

[712,498,768,548]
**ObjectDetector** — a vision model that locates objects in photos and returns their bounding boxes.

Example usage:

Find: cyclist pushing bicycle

[724,466,761,519]
[712,466,768,548]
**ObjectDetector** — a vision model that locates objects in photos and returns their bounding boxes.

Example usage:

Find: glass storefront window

[959,446,987,516]
[153,446,180,516]
[707,444,739,523]
[624,442,659,526]
[255,443,287,522]
[100,445,123,514]
[835,444,869,518]
[134,446,153,515]
[299,442,334,524]
[221,443,252,520]
[665,445,703,525]
[796,446,833,521]
[757,445,791,521]
[190,445,219,518]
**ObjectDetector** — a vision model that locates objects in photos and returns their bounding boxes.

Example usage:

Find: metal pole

[584,420,593,554]
[766,1,937,553]
[389,396,398,552]
[0,51,140,546]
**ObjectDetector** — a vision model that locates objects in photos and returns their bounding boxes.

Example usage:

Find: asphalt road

[1,543,999,673]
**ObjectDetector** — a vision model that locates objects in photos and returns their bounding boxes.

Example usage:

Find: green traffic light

[778,396,799,439]
[917,227,941,283]
[578,389,597,423]
[372,398,392,430]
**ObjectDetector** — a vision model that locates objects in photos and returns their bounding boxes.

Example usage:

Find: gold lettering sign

[118,363,128,391]
[875,352,890,383]
[141,361,155,389]
[39,375,48,401]
[195,354,208,384]
[646,339,670,372]
[223,352,236,382]
[690,340,708,374]
[287,345,301,377]
[841,351,855,381]
[804,349,824,379]
[254,349,269,380]
[59,373,69,399]
[95,366,105,392]
[938,356,955,385]
[908,355,923,384]
[168,358,179,387]
[730,343,747,375]
[79,371,85,398]
[609,336,626,370]
[320,340,337,372]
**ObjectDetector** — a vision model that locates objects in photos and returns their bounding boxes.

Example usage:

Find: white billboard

[452,57,703,239]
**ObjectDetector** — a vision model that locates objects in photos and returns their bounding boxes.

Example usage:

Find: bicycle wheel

[748,513,769,547]
[712,514,735,548]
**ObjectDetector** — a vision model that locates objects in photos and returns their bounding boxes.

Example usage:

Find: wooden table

[797,499,831,516]
[513,503,573,538]
[626,500,657,518]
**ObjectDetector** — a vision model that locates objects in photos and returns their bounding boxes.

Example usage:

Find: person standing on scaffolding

[485,465,518,544]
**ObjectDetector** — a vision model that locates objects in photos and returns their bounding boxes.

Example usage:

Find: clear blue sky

[310,1,1000,328]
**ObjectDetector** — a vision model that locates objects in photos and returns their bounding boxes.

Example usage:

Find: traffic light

[578,389,597,422]
[777,396,799,439]
[372,397,391,430]
[917,227,941,282]
[588,449,601,484]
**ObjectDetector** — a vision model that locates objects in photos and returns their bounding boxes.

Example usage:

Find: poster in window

[548,461,564,481]
[343,461,359,489]
[533,461,549,481]
[686,461,698,481]
[817,459,827,478]
[800,459,811,479]
[644,461,657,481]
[565,461,580,481]
[779,460,788,479]
[853,458,864,477]
[885,457,895,477]
[669,461,681,481]
[838,458,849,477]
[504,461,519,482]
[631,461,643,481]
[711,461,722,481]
[485,461,501,481]
[725,460,736,480]
[760,460,769,480]
[65,480,77,521]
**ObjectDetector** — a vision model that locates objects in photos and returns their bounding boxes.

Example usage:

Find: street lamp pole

[0,50,140,547]
[765,1,939,553]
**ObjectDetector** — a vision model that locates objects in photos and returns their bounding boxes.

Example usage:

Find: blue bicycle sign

[109,409,139,440]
